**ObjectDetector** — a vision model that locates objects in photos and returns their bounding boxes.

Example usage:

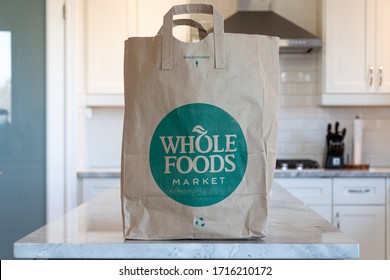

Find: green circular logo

[149,103,247,207]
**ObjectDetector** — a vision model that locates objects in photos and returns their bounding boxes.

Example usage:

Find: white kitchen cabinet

[86,0,135,97]
[321,0,390,105]
[333,206,385,260]
[274,178,333,222]
[78,177,120,205]
[333,178,386,205]
[333,178,386,260]
[85,0,189,105]
[387,178,390,260]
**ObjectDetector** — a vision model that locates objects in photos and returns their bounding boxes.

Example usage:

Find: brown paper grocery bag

[121,4,279,239]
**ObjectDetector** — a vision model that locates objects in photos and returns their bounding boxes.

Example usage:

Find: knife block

[325,141,345,169]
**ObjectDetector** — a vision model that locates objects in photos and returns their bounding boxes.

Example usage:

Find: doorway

[0,0,46,259]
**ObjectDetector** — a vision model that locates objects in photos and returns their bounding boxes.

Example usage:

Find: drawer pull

[348,189,370,193]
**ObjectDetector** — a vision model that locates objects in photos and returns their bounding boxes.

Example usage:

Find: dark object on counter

[276,159,320,170]
[343,164,370,170]
[325,122,346,169]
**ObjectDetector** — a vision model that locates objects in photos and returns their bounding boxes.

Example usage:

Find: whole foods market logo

[149,103,247,207]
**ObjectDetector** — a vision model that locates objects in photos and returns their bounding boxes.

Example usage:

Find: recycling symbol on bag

[194,217,206,227]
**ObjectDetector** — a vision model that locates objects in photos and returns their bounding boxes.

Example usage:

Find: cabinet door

[387,178,390,260]
[334,205,385,260]
[137,0,190,40]
[323,0,375,94]
[86,0,134,95]
[322,0,390,105]
[86,0,189,98]
[376,0,390,93]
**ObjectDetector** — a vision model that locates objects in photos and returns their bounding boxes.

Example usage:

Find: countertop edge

[14,184,359,260]
[14,242,359,260]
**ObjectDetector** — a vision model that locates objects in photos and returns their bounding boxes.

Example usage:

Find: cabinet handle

[335,212,340,229]
[368,66,374,86]
[378,66,383,86]
[347,188,370,193]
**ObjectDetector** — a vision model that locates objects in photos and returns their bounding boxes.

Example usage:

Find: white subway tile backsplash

[277,52,390,167]
[365,131,389,143]
[303,71,317,83]
[85,108,124,168]
[291,131,322,142]
[276,131,292,142]
[293,83,317,95]
[375,119,390,129]
[280,71,306,83]
[303,143,325,154]
[279,84,294,95]
[361,108,390,119]
[278,119,305,130]
[277,143,305,155]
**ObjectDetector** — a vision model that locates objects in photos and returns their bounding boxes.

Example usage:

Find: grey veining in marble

[14,183,359,259]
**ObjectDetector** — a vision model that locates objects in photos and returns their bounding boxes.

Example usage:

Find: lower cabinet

[387,178,390,260]
[274,178,333,223]
[333,178,386,260]
[78,177,120,205]
[275,177,387,260]
[333,205,385,260]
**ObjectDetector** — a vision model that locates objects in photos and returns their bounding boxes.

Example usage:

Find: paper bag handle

[162,4,226,70]
[157,18,208,41]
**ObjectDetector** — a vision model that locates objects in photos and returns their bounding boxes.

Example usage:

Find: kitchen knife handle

[368,65,374,86]
[378,66,383,87]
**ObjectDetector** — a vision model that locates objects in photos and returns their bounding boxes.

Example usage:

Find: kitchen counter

[77,168,121,178]
[78,167,390,179]
[14,183,358,259]
[274,167,390,178]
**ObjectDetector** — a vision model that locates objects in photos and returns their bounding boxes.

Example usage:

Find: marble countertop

[78,167,390,179]
[14,183,358,259]
[274,167,390,178]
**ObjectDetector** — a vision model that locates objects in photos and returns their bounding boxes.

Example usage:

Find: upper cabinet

[85,0,189,106]
[321,0,390,105]
[86,0,132,99]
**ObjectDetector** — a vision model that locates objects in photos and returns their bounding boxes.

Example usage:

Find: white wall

[78,0,390,169]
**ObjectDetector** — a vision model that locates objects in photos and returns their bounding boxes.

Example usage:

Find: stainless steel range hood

[224,11,322,53]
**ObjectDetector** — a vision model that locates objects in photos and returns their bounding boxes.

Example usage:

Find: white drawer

[274,178,332,205]
[333,178,386,205]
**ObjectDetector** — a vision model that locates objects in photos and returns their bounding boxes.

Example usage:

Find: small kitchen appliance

[325,122,346,169]
[276,159,320,170]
